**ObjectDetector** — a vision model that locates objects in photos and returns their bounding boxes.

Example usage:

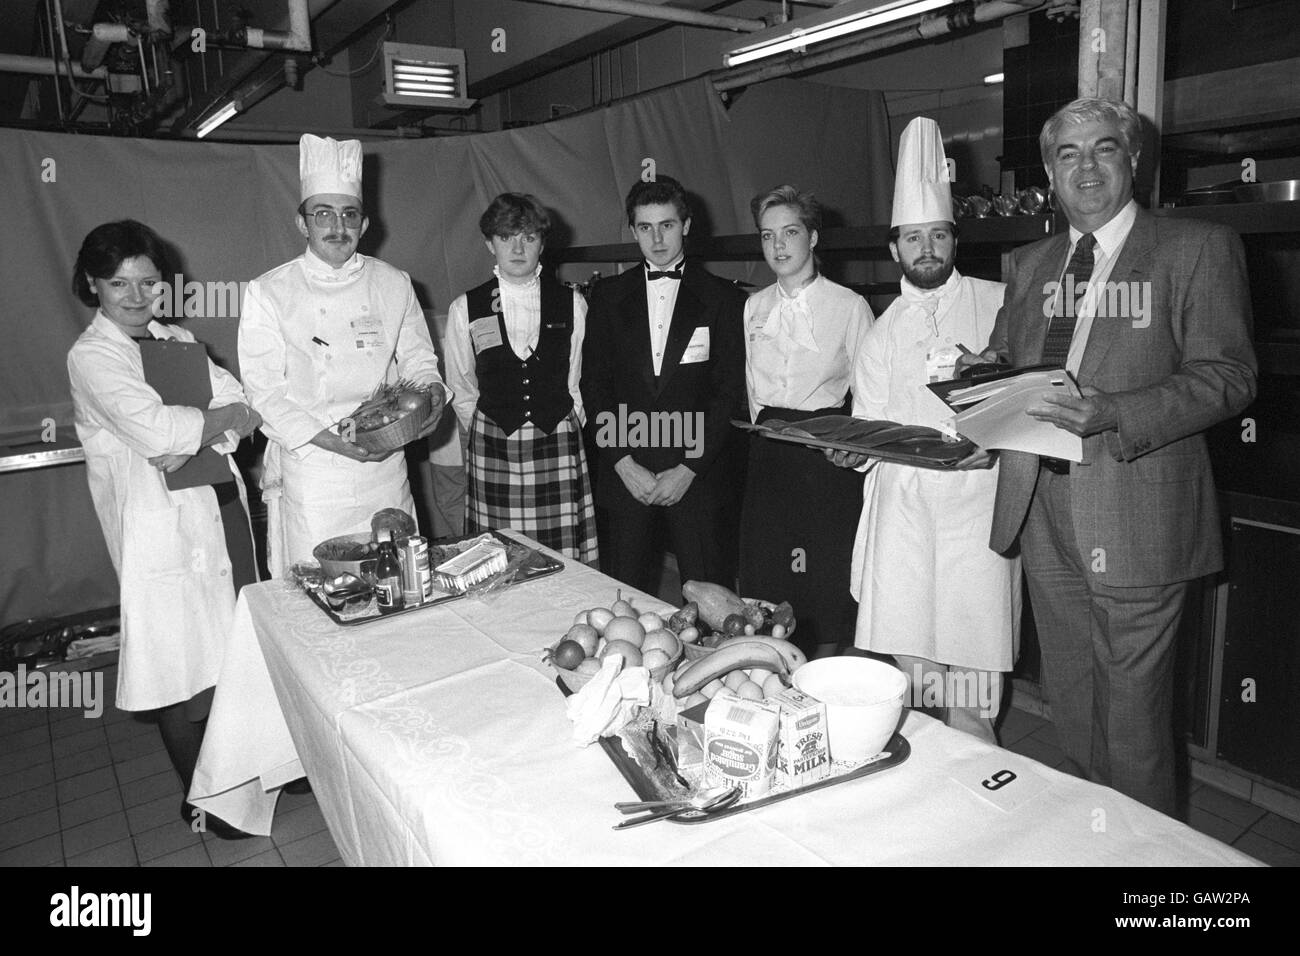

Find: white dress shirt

[444,265,588,431]
[1059,198,1138,375]
[645,256,684,376]
[744,275,874,421]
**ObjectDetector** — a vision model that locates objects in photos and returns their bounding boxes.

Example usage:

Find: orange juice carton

[702,692,779,799]
[770,687,830,788]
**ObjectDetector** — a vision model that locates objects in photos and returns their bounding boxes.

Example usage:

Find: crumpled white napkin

[565,655,652,746]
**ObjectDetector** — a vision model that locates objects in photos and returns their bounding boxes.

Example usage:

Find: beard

[900,255,955,290]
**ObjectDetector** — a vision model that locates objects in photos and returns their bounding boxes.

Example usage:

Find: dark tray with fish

[733,415,974,469]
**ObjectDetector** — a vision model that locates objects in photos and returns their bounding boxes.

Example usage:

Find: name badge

[470,315,504,354]
[682,326,710,364]
[925,344,961,383]
[351,314,385,351]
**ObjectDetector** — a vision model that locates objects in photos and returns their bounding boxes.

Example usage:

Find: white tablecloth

[191,533,1259,866]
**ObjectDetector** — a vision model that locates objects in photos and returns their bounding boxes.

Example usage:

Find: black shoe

[180,801,255,841]
[283,777,312,795]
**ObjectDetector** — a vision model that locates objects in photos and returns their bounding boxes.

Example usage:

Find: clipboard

[925,364,1068,410]
[138,339,233,490]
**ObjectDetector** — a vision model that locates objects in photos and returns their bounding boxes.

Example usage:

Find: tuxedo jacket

[987,209,1257,587]
[580,262,746,510]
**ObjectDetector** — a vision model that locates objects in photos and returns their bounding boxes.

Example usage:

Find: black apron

[738,400,864,654]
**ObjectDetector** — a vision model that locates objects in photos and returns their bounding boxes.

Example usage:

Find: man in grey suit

[966,98,1256,815]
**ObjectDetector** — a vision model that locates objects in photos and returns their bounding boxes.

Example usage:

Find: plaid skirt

[467,408,599,563]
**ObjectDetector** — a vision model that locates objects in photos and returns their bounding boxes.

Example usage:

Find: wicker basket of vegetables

[346,380,438,454]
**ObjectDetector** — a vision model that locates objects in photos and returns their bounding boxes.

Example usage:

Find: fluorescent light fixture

[725,0,953,68]
[983,72,1004,85]
[195,99,239,139]
[381,42,475,111]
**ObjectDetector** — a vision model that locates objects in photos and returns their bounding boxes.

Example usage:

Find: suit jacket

[581,261,746,509]
[987,208,1257,586]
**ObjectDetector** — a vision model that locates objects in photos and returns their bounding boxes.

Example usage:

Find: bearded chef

[830,118,1021,743]
[238,135,448,576]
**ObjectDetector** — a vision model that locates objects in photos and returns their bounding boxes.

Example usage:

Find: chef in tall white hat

[831,116,1021,744]
[237,135,450,577]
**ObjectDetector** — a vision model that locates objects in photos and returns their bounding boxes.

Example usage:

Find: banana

[671,641,789,699]
[715,635,807,672]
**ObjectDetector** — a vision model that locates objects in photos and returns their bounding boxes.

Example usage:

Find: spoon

[612,787,740,830]
[615,785,735,815]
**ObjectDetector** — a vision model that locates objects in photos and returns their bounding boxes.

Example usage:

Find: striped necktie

[1041,232,1095,366]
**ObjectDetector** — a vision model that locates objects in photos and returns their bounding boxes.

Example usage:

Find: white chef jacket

[68,312,251,711]
[848,271,1021,671]
[744,274,873,422]
[238,248,448,576]
[444,266,588,431]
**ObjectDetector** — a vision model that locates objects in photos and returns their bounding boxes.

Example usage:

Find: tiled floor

[4,659,1298,866]
[0,663,341,867]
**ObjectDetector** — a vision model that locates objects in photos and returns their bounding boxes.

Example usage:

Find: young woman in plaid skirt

[443,194,598,562]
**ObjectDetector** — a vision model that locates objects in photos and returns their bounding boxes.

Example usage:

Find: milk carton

[702,692,779,799]
[771,687,831,788]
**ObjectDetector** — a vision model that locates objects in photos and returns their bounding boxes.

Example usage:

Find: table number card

[947,754,1050,813]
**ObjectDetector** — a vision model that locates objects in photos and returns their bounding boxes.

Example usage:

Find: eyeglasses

[307,208,364,228]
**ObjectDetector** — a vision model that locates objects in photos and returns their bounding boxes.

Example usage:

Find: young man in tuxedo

[581,176,746,598]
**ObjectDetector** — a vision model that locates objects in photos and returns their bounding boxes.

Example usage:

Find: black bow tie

[646,266,682,281]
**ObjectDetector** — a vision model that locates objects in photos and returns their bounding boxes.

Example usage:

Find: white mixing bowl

[793,657,907,762]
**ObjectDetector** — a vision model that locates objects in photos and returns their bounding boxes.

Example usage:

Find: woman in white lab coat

[67,220,259,839]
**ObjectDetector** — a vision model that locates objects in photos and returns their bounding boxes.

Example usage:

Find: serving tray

[556,679,910,824]
[305,531,563,627]
[733,416,974,469]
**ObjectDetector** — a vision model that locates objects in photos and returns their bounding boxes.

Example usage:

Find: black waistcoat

[465,274,574,435]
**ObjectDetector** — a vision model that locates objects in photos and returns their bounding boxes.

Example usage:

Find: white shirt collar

[91,309,172,343]
[302,246,364,279]
[494,263,542,292]
[1069,198,1138,259]
[646,255,685,278]
[776,272,821,303]
[899,267,962,304]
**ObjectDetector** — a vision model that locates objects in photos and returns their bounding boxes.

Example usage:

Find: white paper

[952,369,1084,461]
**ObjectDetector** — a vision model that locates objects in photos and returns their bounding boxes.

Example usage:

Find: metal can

[400,535,432,606]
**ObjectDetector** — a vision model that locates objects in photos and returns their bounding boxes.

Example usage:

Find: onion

[394,390,427,413]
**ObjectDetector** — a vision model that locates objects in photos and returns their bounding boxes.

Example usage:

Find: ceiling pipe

[145,0,171,35]
[521,0,766,33]
[715,0,1051,91]
[240,0,313,51]
[0,53,107,80]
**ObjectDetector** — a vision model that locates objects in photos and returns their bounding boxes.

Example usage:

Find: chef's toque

[891,117,953,227]
[299,134,362,201]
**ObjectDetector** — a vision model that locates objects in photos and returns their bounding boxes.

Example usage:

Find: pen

[956,343,975,356]
[312,337,329,347]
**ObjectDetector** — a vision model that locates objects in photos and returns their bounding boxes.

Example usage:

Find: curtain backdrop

[0,76,891,624]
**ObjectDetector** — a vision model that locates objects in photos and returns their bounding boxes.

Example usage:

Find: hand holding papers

[928,366,1085,462]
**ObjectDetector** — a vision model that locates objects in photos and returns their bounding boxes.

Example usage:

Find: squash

[681,580,748,631]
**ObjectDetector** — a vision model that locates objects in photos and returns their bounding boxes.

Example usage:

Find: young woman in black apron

[739,187,874,659]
